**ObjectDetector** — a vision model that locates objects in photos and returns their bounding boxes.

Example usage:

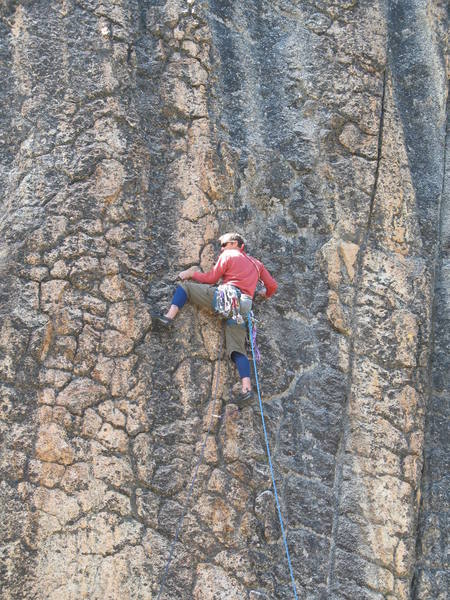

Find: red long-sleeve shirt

[191,248,278,298]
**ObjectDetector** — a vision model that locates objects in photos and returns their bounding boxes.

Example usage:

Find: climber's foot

[235,389,254,408]
[151,313,173,328]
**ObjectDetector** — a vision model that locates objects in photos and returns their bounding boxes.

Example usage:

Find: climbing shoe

[150,313,173,328]
[235,389,255,407]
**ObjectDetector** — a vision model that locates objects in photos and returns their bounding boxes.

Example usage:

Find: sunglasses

[221,241,234,248]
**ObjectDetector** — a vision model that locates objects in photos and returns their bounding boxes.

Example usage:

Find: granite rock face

[0,1,447,599]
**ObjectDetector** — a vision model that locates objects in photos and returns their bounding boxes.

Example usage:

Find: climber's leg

[154,282,216,327]
[226,322,254,407]
[164,285,188,319]
[180,281,216,311]
[231,351,251,393]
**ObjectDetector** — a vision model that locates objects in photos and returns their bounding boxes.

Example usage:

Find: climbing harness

[213,283,244,324]
[248,314,299,600]
[156,332,224,600]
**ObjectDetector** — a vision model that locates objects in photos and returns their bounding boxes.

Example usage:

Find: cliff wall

[0,1,447,599]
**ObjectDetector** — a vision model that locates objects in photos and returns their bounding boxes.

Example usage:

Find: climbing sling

[213,283,244,324]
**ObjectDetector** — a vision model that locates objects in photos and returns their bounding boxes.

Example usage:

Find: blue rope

[248,313,299,600]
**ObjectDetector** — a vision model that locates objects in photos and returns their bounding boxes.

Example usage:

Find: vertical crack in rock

[366,68,387,233]
[326,63,388,597]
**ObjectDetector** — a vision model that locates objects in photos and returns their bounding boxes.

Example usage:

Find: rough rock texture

[0,1,447,599]
[412,58,449,600]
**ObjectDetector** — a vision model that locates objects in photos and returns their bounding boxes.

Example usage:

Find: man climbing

[152,232,278,406]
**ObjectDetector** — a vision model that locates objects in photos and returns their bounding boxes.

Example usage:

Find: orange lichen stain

[39,321,54,362]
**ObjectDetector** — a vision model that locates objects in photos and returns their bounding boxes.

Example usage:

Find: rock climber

[152,232,278,406]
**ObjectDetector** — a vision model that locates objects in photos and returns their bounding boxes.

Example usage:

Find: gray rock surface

[0,1,447,599]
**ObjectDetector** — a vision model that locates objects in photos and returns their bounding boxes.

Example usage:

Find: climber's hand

[178,266,199,280]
